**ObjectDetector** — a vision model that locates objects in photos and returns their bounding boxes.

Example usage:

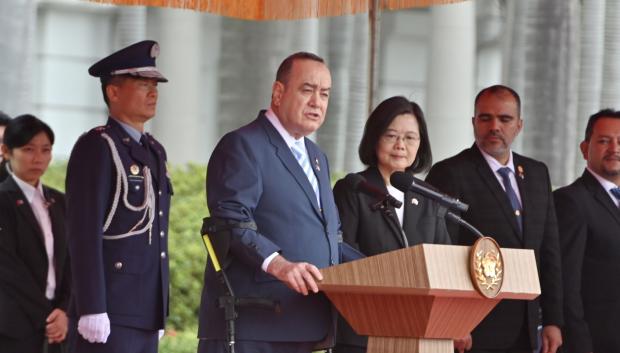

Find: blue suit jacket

[65,118,172,330]
[198,112,343,343]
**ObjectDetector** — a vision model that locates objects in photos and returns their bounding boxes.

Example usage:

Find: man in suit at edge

[0,111,12,182]
[198,52,361,353]
[425,85,563,353]
[554,109,620,353]
[65,40,172,353]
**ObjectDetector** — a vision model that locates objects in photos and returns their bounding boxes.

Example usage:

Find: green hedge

[43,161,207,352]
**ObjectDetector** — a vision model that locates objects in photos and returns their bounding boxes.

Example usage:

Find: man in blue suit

[65,40,172,353]
[198,52,346,353]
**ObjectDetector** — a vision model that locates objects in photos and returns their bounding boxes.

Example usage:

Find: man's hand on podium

[454,333,472,353]
[541,325,562,353]
[266,255,323,296]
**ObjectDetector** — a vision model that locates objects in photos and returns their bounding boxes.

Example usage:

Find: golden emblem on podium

[470,237,504,298]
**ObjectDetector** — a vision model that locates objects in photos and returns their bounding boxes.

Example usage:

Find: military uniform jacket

[65,117,172,330]
[554,170,620,353]
[0,177,70,339]
[426,144,563,350]
[198,111,343,343]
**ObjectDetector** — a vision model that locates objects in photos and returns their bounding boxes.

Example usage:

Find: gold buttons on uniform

[160,252,166,259]
[515,210,521,216]
[114,262,123,270]
[160,231,165,238]
[159,210,163,216]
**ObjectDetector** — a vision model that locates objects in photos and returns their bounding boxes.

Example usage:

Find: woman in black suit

[332,96,452,353]
[0,115,70,353]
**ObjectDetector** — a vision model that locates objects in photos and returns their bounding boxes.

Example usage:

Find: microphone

[345,173,403,209]
[390,171,469,213]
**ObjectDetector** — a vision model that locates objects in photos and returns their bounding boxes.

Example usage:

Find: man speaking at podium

[426,85,563,353]
[198,52,358,353]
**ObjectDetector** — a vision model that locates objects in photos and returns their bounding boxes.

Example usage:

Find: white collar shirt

[478,145,523,206]
[11,173,56,300]
[587,167,620,208]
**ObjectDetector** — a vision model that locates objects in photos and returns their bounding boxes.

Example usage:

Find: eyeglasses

[381,133,420,146]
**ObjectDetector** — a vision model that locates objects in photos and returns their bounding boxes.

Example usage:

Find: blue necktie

[291,140,320,206]
[497,167,522,234]
[610,187,620,207]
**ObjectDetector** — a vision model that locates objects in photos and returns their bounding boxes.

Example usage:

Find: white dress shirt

[478,146,523,207]
[387,184,405,226]
[12,173,56,300]
[587,167,620,208]
[260,109,314,271]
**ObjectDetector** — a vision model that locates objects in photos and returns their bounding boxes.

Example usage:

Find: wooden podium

[319,244,541,353]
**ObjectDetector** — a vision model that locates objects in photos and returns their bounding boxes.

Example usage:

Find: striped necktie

[497,167,523,234]
[290,140,320,206]
[610,187,620,208]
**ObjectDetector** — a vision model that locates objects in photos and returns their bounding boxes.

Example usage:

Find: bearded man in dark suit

[426,85,563,353]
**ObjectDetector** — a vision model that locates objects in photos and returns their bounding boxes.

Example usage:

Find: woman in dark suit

[0,115,70,353]
[332,96,452,353]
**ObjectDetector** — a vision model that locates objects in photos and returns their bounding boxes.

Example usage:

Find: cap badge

[150,43,160,58]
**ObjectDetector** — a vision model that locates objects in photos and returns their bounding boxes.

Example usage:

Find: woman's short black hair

[358,96,432,174]
[3,114,55,150]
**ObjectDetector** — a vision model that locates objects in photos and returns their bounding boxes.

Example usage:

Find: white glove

[158,329,165,340]
[78,313,111,343]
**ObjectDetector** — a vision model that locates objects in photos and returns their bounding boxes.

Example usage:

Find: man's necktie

[290,140,320,206]
[610,187,620,208]
[497,167,523,234]
[140,135,156,166]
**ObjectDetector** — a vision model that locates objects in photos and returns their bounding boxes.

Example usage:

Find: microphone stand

[200,217,281,353]
[444,211,484,238]
[369,198,409,248]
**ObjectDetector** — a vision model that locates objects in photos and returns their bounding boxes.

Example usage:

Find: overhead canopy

[87,0,468,20]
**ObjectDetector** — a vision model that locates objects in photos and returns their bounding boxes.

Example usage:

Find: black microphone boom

[390,171,469,213]
[345,173,403,208]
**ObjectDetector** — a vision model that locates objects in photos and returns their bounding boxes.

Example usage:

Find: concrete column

[601,0,620,107]
[0,0,36,116]
[116,6,146,46]
[149,9,219,164]
[425,2,476,164]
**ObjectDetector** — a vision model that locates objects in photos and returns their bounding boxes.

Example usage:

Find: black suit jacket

[0,176,70,339]
[425,144,563,350]
[332,167,451,348]
[554,170,620,353]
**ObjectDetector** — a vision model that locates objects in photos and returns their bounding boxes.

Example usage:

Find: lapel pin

[314,158,320,171]
[44,197,56,208]
[411,198,419,205]
[130,164,140,175]
[16,199,24,206]
[517,165,525,179]
[122,137,130,144]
